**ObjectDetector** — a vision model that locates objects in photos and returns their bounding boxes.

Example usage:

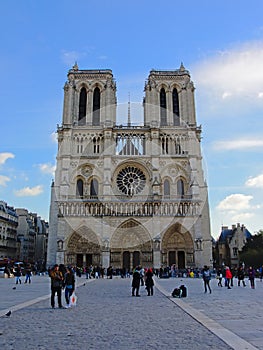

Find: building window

[177,179,185,197]
[164,179,170,198]
[90,179,99,198]
[76,179,84,197]
[117,166,146,196]
[79,87,87,122]
[173,88,180,126]
[93,87,100,126]
[160,88,167,126]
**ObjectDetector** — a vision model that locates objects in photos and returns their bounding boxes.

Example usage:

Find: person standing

[237,265,246,287]
[24,264,32,284]
[50,264,64,309]
[216,268,223,287]
[131,266,141,297]
[14,264,22,285]
[202,265,212,293]
[64,266,75,308]
[225,266,232,289]
[145,268,154,296]
[248,266,255,289]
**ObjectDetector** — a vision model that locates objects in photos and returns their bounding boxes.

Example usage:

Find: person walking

[64,266,75,308]
[14,264,22,285]
[131,266,141,297]
[145,268,154,296]
[24,264,32,284]
[202,265,212,293]
[225,266,232,289]
[50,264,64,309]
[237,265,246,287]
[248,266,255,289]
[216,268,223,287]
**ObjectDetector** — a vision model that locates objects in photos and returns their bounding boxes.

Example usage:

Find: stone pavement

[0,274,261,350]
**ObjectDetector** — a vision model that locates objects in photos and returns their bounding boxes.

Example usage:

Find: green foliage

[239,231,263,267]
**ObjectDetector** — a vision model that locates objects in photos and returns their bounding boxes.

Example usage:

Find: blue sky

[1,0,263,238]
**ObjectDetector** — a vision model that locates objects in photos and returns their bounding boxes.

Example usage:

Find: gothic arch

[161,223,194,268]
[66,226,101,252]
[111,219,152,250]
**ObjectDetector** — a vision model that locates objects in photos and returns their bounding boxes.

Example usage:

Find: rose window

[117,166,146,196]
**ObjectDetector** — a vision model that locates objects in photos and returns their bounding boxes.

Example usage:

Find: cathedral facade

[47,63,212,270]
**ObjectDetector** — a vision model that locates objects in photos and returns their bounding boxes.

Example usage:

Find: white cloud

[246,173,263,188]
[213,138,263,151]
[0,152,15,165]
[51,132,57,143]
[0,175,11,186]
[193,40,263,101]
[39,163,56,176]
[216,194,253,211]
[232,212,255,222]
[14,185,43,197]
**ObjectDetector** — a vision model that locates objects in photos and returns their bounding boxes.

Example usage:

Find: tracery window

[117,166,146,196]
[93,87,100,126]
[160,88,167,126]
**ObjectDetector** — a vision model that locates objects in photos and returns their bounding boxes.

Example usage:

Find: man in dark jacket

[50,264,64,308]
[131,266,141,297]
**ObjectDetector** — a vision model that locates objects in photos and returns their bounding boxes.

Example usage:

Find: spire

[180,62,185,71]
[73,62,79,71]
[127,92,131,127]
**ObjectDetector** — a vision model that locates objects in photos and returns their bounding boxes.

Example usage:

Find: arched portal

[161,224,194,269]
[66,226,101,268]
[110,219,152,270]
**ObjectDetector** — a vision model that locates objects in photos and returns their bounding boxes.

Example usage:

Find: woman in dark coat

[145,268,154,296]
[131,266,141,297]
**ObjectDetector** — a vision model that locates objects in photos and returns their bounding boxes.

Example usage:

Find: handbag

[69,292,77,307]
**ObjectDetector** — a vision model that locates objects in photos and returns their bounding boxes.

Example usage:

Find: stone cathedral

[47,63,212,271]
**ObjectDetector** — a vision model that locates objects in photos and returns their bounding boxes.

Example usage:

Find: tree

[239,230,263,268]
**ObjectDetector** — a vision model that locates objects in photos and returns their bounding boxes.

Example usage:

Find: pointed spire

[127,92,131,127]
[180,62,185,71]
[73,62,79,71]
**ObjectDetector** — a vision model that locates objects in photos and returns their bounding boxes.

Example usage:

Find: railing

[58,197,200,218]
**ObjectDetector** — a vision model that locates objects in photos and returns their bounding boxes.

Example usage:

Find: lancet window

[160,88,167,126]
[90,179,99,198]
[173,88,180,126]
[92,87,100,126]
[79,87,87,123]
[76,179,84,198]
[177,179,185,198]
[164,179,170,198]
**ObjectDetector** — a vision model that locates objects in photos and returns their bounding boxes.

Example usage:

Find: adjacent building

[0,201,18,260]
[215,223,252,268]
[47,63,212,270]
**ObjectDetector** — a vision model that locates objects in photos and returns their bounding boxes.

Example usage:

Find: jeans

[65,287,74,305]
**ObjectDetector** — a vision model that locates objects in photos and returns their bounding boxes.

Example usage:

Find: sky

[0,0,263,239]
